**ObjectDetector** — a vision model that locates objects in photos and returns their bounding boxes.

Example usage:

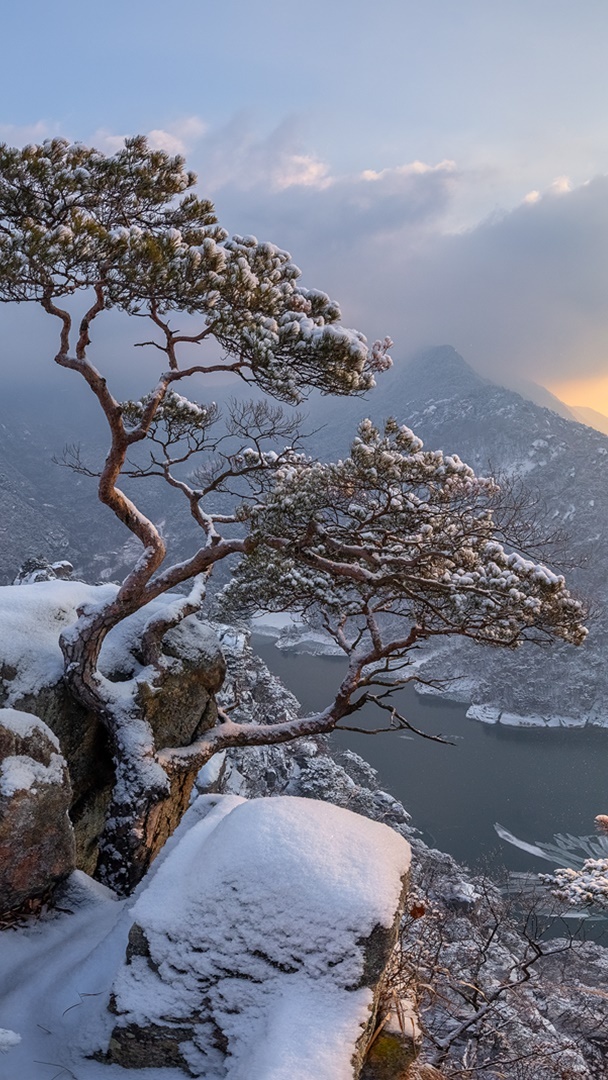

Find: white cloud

[0,120,59,145]
[147,117,208,155]
[92,116,208,157]
[147,129,189,155]
[190,116,334,194]
[172,116,208,143]
[273,153,331,191]
[362,160,456,183]
[92,128,128,153]
[549,175,573,195]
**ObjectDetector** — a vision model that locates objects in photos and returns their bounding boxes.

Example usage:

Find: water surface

[252,638,608,876]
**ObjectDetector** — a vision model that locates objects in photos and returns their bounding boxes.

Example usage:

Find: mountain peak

[403,345,487,402]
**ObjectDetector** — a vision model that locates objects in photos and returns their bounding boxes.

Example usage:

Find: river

[252,637,608,877]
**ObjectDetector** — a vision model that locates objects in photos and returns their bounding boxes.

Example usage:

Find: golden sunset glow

[549,373,608,417]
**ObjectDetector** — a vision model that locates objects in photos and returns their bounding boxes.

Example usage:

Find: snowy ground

[0,871,183,1080]
[0,793,410,1080]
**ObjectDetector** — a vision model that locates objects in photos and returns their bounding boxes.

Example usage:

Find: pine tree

[0,138,587,892]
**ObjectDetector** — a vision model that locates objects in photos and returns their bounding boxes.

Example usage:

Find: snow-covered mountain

[313,345,608,724]
[0,386,205,585]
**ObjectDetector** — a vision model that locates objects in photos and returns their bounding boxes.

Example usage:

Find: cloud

[201,120,457,260]
[147,117,208,155]
[93,129,127,153]
[92,116,207,156]
[201,130,608,393]
[190,115,331,194]
[361,160,457,186]
[394,175,608,385]
[548,175,572,196]
[0,120,59,145]
[2,115,607,403]
[273,153,331,191]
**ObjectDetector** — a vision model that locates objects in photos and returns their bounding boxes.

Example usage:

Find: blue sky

[3,1,608,405]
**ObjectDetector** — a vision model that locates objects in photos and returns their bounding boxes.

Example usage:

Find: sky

[2,0,608,408]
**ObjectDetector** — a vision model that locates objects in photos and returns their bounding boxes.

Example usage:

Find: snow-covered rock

[0,579,225,875]
[0,708,74,912]
[106,795,411,1079]
[13,555,74,585]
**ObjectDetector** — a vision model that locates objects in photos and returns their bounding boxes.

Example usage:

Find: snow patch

[0,752,65,796]
[466,704,499,724]
[196,750,226,791]
[0,1029,21,1053]
[0,707,60,749]
[0,580,221,705]
[499,711,547,728]
[0,580,116,702]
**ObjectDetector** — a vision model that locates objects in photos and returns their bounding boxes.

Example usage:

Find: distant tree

[0,138,587,893]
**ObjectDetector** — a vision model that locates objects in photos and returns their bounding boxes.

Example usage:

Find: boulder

[0,708,75,913]
[104,795,411,1079]
[0,580,225,875]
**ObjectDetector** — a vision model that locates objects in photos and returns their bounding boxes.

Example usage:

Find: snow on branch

[221,417,587,651]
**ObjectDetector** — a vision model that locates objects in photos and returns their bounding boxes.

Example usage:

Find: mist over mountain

[0,383,205,585]
[570,404,608,437]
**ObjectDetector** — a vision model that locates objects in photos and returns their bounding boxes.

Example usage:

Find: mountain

[570,404,608,437]
[312,346,608,724]
[497,376,577,421]
[0,384,205,585]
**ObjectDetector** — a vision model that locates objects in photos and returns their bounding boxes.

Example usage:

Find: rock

[437,879,479,914]
[105,795,411,1079]
[13,556,74,585]
[0,580,226,876]
[0,708,75,913]
[360,1032,414,1080]
[50,560,74,580]
[136,618,225,749]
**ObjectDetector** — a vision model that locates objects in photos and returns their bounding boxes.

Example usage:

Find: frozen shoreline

[250,615,608,730]
[465,703,608,729]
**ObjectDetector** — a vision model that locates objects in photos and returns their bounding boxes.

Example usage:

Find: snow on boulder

[0,578,224,708]
[106,794,411,1079]
[0,708,75,913]
[0,579,226,875]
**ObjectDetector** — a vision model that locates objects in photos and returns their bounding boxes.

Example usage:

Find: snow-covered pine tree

[0,137,587,892]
